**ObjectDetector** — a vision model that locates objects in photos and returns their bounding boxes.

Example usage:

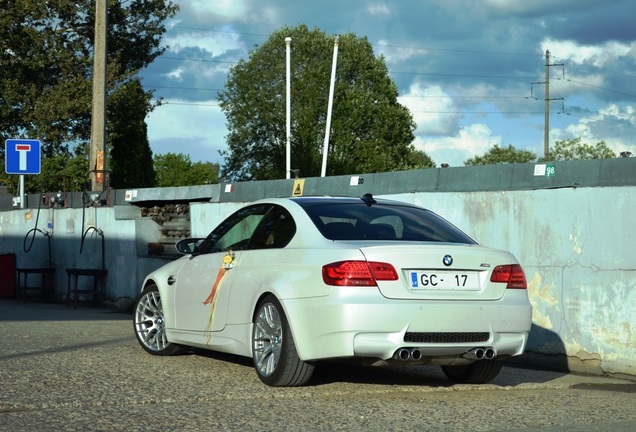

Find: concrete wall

[0,159,634,378]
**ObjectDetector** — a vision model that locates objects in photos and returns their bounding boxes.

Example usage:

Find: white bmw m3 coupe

[134,195,532,386]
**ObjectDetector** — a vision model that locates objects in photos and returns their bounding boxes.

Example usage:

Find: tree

[464,144,537,166]
[402,149,436,170]
[0,0,178,157]
[540,138,616,161]
[189,162,221,185]
[23,145,90,195]
[154,153,220,187]
[108,79,156,189]
[218,25,423,181]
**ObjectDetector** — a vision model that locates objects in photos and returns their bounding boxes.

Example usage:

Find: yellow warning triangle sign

[292,179,305,196]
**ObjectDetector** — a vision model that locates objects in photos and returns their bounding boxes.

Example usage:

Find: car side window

[197,205,271,254]
[248,205,296,249]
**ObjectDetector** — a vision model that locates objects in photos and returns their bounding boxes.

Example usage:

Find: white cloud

[414,123,502,167]
[422,123,500,153]
[553,103,636,156]
[146,100,227,163]
[185,0,278,25]
[540,38,635,67]
[367,3,392,16]
[549,73,605,97]
[398,83,458,135]
[190,0,248,19]
[375,39,427,64]
[165,67,185,80]
[164,28,244,56]
[482,0,597,15]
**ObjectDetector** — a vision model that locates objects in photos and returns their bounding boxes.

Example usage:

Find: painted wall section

[386,188,636,377]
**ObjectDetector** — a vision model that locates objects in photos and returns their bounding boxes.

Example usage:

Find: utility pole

[90,0,107,191]
[543,50,564,160]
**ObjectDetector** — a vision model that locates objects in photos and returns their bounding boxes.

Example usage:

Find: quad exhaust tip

[395,348,422,361]
[394,346,496,362]
[463,347,496,360]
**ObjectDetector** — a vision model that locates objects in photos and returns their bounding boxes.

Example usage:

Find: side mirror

[175,238,204,255]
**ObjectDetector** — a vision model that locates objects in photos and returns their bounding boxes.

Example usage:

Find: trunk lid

[359,243,518,300]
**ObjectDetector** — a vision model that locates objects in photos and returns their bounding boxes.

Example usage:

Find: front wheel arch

[133,283,185,356]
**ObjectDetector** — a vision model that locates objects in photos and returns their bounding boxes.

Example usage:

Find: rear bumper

[352,330,528,366]
[281,288,532,363]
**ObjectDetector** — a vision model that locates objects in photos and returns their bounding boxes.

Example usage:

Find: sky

[140,0,636,169]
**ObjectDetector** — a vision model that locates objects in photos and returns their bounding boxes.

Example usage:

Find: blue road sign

[5,139,42,175]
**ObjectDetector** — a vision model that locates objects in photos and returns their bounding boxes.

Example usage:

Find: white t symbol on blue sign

[5,139,42,175]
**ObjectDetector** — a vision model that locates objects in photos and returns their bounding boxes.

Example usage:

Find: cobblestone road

[1,300,635,431]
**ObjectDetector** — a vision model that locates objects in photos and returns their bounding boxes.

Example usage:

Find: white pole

[19,174,25,209]
[285,37,292,179]
[321,35,339,177]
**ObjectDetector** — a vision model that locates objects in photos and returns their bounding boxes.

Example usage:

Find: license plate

[409,270,480,291]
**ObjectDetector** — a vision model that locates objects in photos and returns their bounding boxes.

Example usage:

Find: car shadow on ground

[189,347,569,388]
[310,361,454,387]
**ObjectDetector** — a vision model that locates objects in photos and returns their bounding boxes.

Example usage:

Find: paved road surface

[1,300,635,431]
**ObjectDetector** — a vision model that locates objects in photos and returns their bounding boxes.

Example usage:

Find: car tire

[252,295,314,387]
[441,360,503,384]
[133,284,185,356]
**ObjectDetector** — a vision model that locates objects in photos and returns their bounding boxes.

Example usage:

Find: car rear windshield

[301,201,477,244]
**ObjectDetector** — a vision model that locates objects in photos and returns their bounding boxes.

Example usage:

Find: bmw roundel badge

[442,255,453,267]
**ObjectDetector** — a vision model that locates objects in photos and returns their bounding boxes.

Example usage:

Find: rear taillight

[490,264,527,289]
[322,261,398,286]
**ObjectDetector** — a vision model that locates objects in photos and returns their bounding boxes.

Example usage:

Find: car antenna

[361,193,377,207]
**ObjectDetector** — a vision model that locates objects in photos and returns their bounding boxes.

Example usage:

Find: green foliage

[464,139,617,166]
[401,148,436,170]
[464,144,537,166]
[154,153,220,187]
[45,147,91,192]
[108,79,156,189]
[539,138,616,161]
[0,0,178,156]
[6,145,91,195]
[218,25,422,181]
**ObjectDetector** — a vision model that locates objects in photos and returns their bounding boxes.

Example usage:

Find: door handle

[167,275,176,286]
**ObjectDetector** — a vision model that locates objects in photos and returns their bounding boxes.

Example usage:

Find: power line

[171,25,268,39]
[390,71,534,79]
[409,110,543,114]
[151,52,636,101]
[374,43,539,58]
[400,95,527,100]
[156,25,636,105]
[156,56,235,64]
[152,100,220,107]
[143,31,636,130]
[153,53,537,80]
[565,78,636,99]
[558,108,636,130]
[169,25,541,58]
[145,84,223,92]
[558,61,636,81]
